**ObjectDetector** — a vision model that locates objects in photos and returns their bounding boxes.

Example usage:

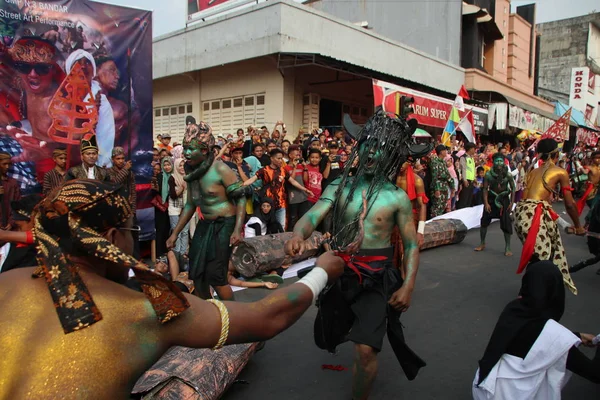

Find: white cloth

[495,103,508,130]
[472,319,580,400]
[86,165,95,179]
[488,104,496,129]
[65,50,115,167]
[244,216,266,238]
[0,242,11,272]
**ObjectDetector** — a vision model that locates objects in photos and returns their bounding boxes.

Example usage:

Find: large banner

[372,79,489,136]
[0,0,152,194]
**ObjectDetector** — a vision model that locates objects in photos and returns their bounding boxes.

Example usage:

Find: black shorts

[342,247,402,351]
[481,197,513,234]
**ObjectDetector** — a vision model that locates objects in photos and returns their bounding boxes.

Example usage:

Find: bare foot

[474,245,485,251]
[505,251,513,257]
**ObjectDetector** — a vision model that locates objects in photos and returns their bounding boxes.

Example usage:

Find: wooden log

[421,218,468,250]
[132,343,258,400]
[232,232,324,277]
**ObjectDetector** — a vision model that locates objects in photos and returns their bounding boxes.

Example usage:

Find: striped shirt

[108,166,137,214]
[42,169,66,196]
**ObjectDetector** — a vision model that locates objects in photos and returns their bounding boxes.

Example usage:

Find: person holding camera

[322,141,343,190]
[285,145,311,231]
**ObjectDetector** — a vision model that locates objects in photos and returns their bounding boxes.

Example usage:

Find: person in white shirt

[473,261,600,400]
[65,50,115,167]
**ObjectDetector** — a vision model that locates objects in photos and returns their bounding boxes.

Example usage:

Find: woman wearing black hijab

[473,261,600,399]
[244,197,284,238]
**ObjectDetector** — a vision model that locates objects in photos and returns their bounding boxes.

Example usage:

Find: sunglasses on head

[13,62,52,76]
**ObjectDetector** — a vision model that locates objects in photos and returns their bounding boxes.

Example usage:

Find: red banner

[372,79,488,134]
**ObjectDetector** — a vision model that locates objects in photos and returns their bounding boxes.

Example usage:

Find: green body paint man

[285,110,429,400]
[167,122,246,300]
[474,153,515,256]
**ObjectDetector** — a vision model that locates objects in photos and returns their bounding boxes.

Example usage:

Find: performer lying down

[0,180,345,399]
[286,110,430,400]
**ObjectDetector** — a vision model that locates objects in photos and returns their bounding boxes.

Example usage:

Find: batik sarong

[514,199,577,294]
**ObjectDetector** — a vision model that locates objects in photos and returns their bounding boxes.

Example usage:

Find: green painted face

[493,157,505,169]
[183,138,209,168]
[358,139,382,175]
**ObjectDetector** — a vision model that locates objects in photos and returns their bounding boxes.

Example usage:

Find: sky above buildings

[95,0,598,38]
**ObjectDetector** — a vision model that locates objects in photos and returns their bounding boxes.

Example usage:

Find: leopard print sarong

[514,199,577,295]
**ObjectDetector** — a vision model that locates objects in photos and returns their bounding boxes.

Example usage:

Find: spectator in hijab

[151,157,172,257]
[245,197,284,238]
[473,261,600,399]
[168,158,189,267]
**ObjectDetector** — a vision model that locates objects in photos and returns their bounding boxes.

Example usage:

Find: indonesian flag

[458,110,476,144]
[442,85,474,145]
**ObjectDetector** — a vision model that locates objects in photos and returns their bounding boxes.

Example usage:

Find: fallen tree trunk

[232,232,324,277]
[421,218,468,250]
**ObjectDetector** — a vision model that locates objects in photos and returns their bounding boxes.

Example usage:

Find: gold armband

[206,299,230,350]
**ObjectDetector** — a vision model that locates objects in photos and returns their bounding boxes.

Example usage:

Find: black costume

[481,168,514,234]
[477,261,600,386]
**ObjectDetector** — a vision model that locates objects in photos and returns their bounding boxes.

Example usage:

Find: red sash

[335,252,388,284]
[576,182,594,216]
[517,203,558,274]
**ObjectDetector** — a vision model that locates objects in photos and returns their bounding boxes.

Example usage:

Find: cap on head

[162,133,171,139]
[111,146,125,158]
[80,133,98,154]
[53,148,67,158]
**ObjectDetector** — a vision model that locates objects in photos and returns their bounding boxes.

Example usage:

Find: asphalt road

[224,207,600,400]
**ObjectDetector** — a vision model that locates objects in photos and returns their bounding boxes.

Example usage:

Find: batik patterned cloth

[33,179,189,333]
[0,136,39,193]
[514,199,577,294]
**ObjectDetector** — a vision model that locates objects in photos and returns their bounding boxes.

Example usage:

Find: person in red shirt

[304,148,323,204]
[243,148,313,230]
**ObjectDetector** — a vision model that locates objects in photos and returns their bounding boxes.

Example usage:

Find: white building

[152,0,466,143]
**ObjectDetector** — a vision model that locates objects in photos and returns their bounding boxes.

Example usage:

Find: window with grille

[152,103,193,144]
[201,94,266,137]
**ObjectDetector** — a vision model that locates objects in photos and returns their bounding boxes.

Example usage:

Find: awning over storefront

[504,95,558,132]
[555,101,600,133]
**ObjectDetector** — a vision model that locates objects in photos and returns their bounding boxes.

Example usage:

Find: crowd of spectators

[150,122,600,265]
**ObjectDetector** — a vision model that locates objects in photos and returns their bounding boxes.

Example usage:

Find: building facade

[152,0,467,143]
[461,1,559,138]
[537,13,600,127]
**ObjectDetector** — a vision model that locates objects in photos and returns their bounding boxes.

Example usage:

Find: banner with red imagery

[0,0,153,195]
[372,79,488,136]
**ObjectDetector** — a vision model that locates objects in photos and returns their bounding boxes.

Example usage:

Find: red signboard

[372,79,488,135]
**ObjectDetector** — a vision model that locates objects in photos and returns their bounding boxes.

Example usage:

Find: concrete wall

[491,0,510,83]
[537,13,600,103]
[305,0,462,66]
[507,13,535,94]
[153,73,201,113]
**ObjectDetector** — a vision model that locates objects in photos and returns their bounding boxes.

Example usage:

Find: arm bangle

[417,221,426,235]
[206,299,230,350]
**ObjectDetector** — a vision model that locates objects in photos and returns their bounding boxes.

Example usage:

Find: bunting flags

[441,85,475,146]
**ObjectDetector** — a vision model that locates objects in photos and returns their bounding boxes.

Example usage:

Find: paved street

[225,208,600,399]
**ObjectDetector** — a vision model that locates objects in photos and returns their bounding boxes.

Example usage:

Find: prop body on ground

[133,344,258,400]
